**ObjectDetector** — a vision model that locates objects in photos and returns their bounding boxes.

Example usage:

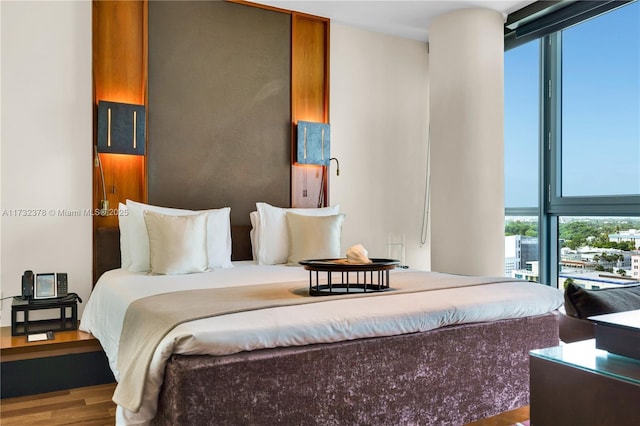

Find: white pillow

[126,200,232,272]
[202,208,233,269]
[286,213,344,265]
[118,203,132,269]
[255,202,340,265]
[249,211,259,261]
[144,211,208,275]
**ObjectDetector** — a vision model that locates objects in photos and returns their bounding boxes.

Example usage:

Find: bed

[82,200,562,426]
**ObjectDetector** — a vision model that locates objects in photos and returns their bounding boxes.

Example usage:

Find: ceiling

[253,1,537,42]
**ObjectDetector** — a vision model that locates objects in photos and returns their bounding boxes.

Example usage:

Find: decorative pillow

[256,202,340,265]
[286,213,344,265]
[126,200,232,272]
[564,283,640,319]
[143,211,209,275]
[118,203,132,269]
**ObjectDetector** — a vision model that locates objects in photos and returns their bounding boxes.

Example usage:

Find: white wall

[429,8,505,276]
[0,1,92,326]
[330,23,431,270]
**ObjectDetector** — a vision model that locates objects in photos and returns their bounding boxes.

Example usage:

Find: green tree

[618,241,634,251]
[505,220,538,237]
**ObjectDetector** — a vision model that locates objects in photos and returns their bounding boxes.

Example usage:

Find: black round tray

[299,258,400,296]
[299,258,400,271]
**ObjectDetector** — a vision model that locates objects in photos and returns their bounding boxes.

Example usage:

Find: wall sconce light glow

[97,100,145,155]
[107,107,112,147]
[133,110,137,150]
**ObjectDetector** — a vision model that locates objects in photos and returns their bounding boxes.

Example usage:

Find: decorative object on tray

[345,243,372,264]
[300,244,399,296]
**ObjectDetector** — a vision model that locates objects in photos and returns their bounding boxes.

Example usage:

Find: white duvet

[80,262,563,425]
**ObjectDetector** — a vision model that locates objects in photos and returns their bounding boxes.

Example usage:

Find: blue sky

[504,1,639,207]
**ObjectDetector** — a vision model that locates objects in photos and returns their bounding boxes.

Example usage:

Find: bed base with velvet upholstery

[152,312,558,426]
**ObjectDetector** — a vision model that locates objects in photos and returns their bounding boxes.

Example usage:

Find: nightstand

[1,324,115,398]
[530,339,640,425]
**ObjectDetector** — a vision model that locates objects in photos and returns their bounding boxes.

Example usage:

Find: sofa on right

[560,282,640,343]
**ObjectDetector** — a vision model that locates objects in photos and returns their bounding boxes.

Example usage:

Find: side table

[530,339,640,425]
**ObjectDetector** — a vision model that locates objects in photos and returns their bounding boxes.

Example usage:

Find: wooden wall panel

[291,13,330,207]
[92,0,147,281]
[93,1,147,106]
[291,14,329,124]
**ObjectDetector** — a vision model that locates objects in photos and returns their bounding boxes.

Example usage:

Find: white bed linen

[80,262,563,425]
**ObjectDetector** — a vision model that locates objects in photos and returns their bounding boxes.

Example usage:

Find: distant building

[560,259,593,269]
[563,246,629,269]
[512,261,539,282]
[609,229,640,249]
[505,235,538,276]
[632,254,640,280]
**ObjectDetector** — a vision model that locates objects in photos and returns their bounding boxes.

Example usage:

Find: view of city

[505,217,640,290]
[504,1,639,294]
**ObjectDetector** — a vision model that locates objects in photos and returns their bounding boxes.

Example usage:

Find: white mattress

[80,262,563,425]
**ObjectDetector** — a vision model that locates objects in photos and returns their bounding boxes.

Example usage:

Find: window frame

[505,1,640,287]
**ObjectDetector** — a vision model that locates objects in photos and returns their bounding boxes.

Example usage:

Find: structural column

[429,8,505,276]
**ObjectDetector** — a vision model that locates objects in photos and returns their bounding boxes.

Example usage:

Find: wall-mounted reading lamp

[295,121,341,207]
[315,158,341,208]
[95,101,146,215]
[330,157,340,176]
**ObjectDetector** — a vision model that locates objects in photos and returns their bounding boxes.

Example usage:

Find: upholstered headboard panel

[230,225,253,262]
[96,227,121,280]
[147,1,291,226]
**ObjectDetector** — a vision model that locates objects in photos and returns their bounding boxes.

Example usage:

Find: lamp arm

[94,145,109,216]
[317,166,325,208]
[330,157,340,176]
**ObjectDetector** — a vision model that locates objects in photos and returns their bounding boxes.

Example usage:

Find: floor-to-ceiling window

[561,4,639,199]
[505,39,540,280]
[504,0,640,288]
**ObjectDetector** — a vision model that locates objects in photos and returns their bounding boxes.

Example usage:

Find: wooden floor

[467,406,530,426]
[0,384,116,426]
[0,383,529,425]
